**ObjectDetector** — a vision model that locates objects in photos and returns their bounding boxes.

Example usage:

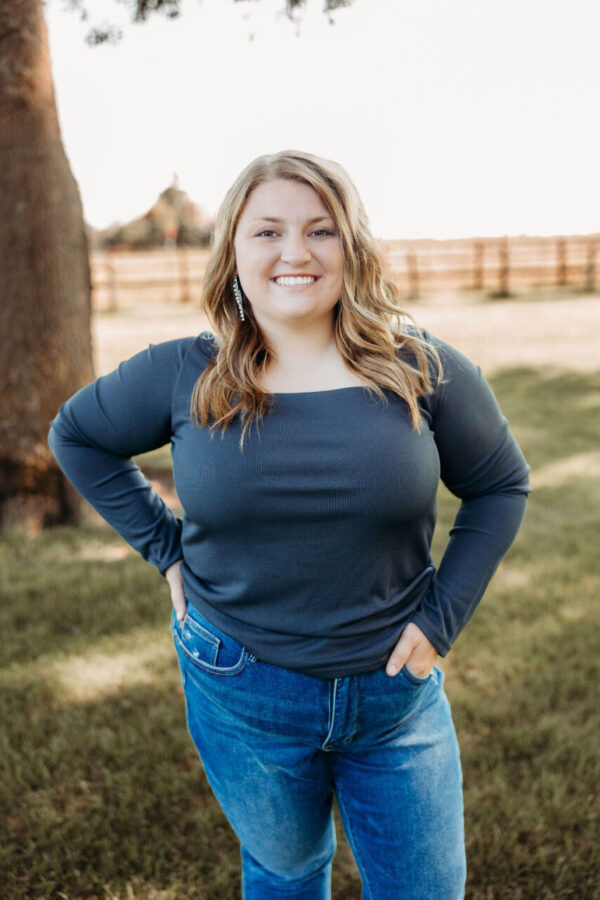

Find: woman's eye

[254,228,335,238]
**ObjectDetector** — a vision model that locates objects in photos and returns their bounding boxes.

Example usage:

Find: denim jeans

[172,604,466,900]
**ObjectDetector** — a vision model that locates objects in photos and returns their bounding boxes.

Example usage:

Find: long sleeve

[410,338,531,655]
[48,338,194,575]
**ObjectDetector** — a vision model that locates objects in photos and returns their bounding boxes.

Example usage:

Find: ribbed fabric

[48,332,530,678]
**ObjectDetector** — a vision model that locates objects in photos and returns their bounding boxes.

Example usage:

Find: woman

[49,150,530,899]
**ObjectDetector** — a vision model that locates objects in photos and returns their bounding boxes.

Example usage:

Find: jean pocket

[400,663,435,686]
[172,605,250,676]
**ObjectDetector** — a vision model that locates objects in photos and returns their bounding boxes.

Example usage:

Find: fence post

[178,245,191,303]
[406,252,419,300]
[584,241,597,293]
[496,237,510,297]
[473,240,485,290]
[106,248,118,312]
[556,237,567,286]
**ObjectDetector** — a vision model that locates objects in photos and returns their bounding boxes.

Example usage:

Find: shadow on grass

[452,609,600,900]
[1,674,241,899]
[488,367,600,471]
[1,365,599,899]
[1,666,361,900]
[0,551,167,669]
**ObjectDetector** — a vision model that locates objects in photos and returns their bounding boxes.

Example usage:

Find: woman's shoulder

[98,334,218,399]
[140,332,218,369]
[196,331,219,359]
[398,323,479,377]
[395,324,492,425]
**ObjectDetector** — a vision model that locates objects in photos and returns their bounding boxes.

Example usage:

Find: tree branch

[57,0,354,44]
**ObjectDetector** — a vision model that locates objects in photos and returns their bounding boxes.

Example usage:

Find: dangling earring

[232,275,246,322]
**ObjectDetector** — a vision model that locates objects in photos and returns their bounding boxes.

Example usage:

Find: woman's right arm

[48,338,194,576]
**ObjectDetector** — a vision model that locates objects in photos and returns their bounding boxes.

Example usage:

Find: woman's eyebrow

[250,216,334,225]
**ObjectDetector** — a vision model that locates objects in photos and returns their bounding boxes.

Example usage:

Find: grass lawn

[1,297,599,898]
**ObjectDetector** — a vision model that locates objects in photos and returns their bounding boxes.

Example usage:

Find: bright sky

[45,0,600,239]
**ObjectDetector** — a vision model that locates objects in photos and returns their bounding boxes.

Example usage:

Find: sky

[44,0,600,240]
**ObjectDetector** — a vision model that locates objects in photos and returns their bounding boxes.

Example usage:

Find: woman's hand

[165,560,186,623]
[386,622,438,678]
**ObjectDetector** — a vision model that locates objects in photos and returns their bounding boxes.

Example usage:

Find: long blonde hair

[192,150,441,443]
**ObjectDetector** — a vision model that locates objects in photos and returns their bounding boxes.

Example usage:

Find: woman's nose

[280,233,311,266]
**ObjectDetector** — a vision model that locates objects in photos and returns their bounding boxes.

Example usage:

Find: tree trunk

[0,0,94,531]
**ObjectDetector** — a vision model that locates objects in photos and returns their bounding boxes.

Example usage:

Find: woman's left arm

[387,338,530,676]
[48,339,193,576]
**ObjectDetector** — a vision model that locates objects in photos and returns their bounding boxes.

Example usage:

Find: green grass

[1,366,599,899]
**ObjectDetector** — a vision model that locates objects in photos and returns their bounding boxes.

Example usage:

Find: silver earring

[232,275,246,322]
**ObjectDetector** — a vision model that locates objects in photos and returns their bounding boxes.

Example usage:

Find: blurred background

[1,1,599,897]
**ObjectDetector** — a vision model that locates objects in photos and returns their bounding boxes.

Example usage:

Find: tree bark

[0,0,94,531]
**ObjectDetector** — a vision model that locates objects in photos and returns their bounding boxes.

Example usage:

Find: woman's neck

[258,321,364,394]
[269,325,336,365]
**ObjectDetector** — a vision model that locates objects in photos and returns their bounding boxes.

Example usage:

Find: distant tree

[176,222,212,248]
[94,183,213,249]
[0,0,354,531]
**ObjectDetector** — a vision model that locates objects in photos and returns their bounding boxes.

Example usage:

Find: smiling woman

[195,150,441,440]
[234,180,343,326]
[48,149,530,899]
[233,179,357,392]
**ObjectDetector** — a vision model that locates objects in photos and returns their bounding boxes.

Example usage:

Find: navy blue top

[48,332,530,678]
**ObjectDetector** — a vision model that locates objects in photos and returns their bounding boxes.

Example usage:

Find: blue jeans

[172,604,466,900]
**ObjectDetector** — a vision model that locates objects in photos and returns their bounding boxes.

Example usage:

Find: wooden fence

[382,235,599,298]
[91,247,211,311]
[90,234,599,310]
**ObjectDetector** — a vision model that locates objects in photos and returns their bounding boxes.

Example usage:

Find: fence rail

[91,234,599,310]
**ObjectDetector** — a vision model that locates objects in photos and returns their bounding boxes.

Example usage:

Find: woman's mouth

[272,276,318,286]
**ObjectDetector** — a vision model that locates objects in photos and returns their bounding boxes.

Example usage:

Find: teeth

[274,276,316,286]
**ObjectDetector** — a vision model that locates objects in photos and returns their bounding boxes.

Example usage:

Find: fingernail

[387,664,397,676]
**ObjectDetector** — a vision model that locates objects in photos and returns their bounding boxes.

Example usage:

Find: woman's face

[233,179,344,334]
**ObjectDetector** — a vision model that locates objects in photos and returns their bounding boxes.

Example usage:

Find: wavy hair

[192,150,442,444]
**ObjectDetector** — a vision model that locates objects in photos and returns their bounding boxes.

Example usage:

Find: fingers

[171,578,186,622]
[386,629,415,677]
[386,623,438,678]
[172,590,187,623]
[165,559,186,622]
